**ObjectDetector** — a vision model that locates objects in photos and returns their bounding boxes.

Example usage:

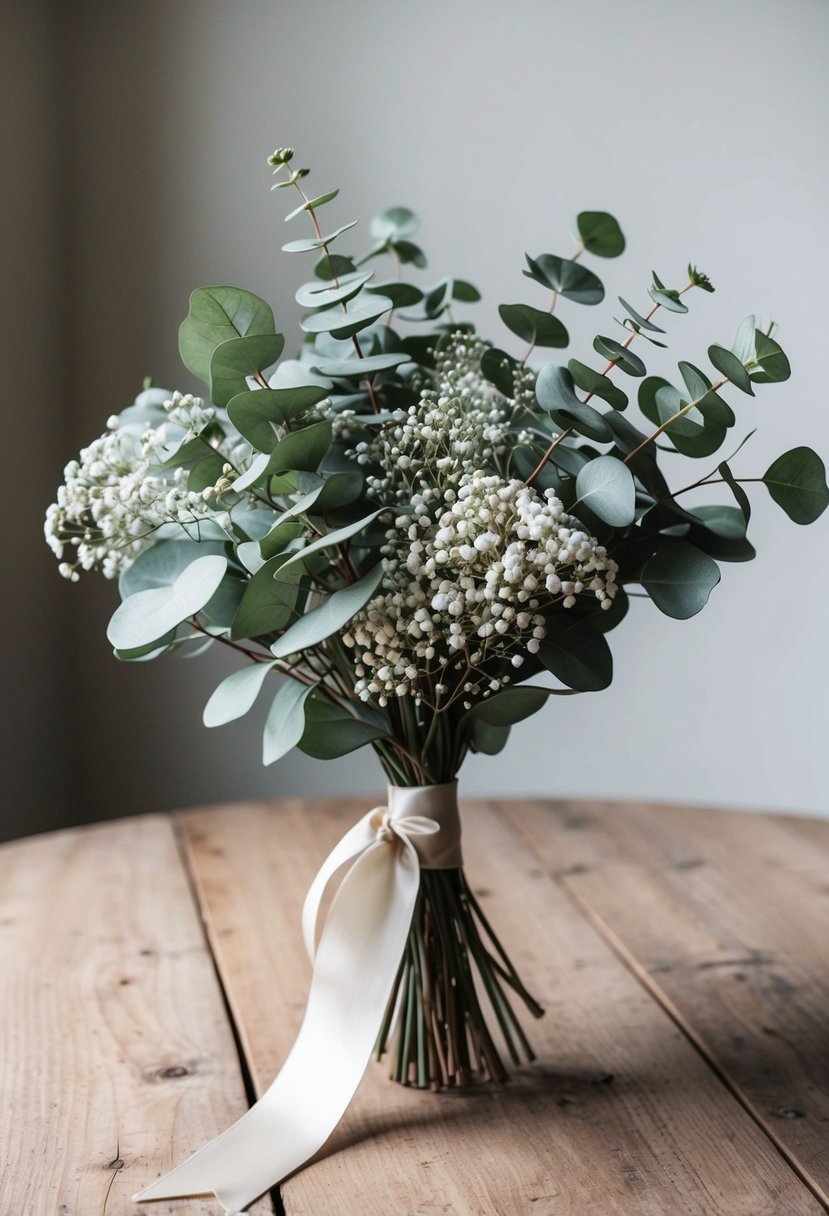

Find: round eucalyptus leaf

[314,253,357,281]
[524,253,604,305]
[209,333,286,406]
[480,347,519,397]
[370,206,419,242]
[118,539,226,599]
[576,211,626,258]
[535,365,613,442]
[688,504,747,539]
[750,330,791,384]
[763,447,829,524]
[266,419,333,476]
[730,315,756,363]
[227,385,329,452]
[365,280,424,308]
[469,719,511,756]
[178,286,276,385]
[469,686,553,727]
[498,303,569,348]
[641,540,720,619]
[574,455,636,526]
[538,616,613,690]
[107,555,228,650]
[648,272,688,314]
[231,555,304,641]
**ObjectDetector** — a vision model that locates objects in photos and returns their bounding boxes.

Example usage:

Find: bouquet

[45,145,828,1207]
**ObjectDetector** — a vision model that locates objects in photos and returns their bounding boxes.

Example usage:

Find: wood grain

[503,799,829,1209]
[178,798,824,1215]
[0,815,272,1215]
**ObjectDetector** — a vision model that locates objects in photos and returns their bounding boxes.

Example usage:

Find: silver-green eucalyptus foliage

[44,145,829,786]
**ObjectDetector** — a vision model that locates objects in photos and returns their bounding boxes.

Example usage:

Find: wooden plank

[178,798,822,1215]
[504,799,829,1208]
[0,815,272,1215]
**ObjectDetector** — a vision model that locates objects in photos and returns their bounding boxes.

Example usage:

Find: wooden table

[2,798,828,1215]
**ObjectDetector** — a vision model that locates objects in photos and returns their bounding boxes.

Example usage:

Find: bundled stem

[374,867,544,1089]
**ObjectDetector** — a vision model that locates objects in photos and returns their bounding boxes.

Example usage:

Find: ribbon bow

[135,783,461,1214]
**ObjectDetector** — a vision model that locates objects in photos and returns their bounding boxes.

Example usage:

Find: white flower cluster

[344,470,618,706]
[44,390,227,580]
[347,333,533,502]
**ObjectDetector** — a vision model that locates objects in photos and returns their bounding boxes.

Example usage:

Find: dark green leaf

[762,447,829,524]
[688,504,746,539]
[535,365,613,442]
[648,272,688,314]
[498,303,569,348]
[592,336,646,377]
[314,253,357,281]
[708,344,754,395]
[209,333,286,406]
[480,347,519,397]
[576,211,625,258]
[298,691,386,758]
[391,239,427,268]
[469,718,511,755]
[258,519,305,562]
[718,459,752,524]
[538,616,613,690]
[750,330,791,384]
[469,686,553,727]
[524,253,604,305]
[365,280,423,308]
[568,359,628,410]
[641,540,720,618]
[618,298,665,333]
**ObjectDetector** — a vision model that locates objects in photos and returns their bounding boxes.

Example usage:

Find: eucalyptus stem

[375,866,543,1089]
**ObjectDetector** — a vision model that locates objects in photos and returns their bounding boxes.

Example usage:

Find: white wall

[26,0,829,833]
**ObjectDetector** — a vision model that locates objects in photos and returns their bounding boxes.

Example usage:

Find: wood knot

[775,1107,805,1120]
[107,1157,124,1170]
[159,1065,191,1080]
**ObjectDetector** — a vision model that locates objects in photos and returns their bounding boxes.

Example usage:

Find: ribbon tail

[134,835,420,1213]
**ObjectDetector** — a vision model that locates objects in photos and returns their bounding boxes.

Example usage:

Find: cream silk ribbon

[134,782,462,1214]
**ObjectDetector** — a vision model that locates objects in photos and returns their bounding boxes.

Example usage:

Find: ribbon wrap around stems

[135,782,462,1214]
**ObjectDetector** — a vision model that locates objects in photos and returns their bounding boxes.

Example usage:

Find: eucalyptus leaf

[258,519,305,562]
[718,459,752,524]
[262,680,314,765]
[708,344,754,395]
[278,509,381,574]
[271,562,383,658]
[592,336,646,377]
[179,286,276,385]
[231,555,304,640]
[118,539,225,598]
[469,719,511,756]
[762,447,829,524]
[731,315,756,363]
[468,685,564,727]
[311,352,409,378]
[618,298,664,333]
[568,359,628,410]
[576,211,626,258]
[648,272,688,314]
[370,206,419,241]
[107,555,227,650]
[574,455,635,526]
[209,333,286,406]
[535,365,613,442]
[284,189,339,221]
[300,295,393,338]
[299,691,387,758]
[750,330,791,384]
[203,660,277,727]
[282,220,359,253]
[227,386,329,452]
[266,419,333,476]
[538,616,613,690]
[498,303,569,348]
[641,540,720,618]
[480,347,519,397]
[524,253,604,305]
[295,271,373,309]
